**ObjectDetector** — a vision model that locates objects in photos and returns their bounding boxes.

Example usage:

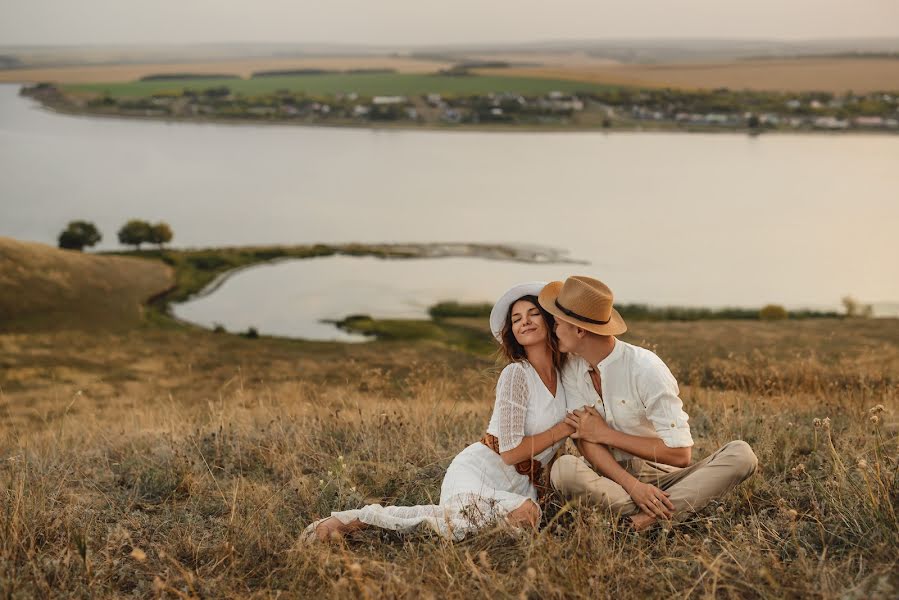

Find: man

[538,276,757,530]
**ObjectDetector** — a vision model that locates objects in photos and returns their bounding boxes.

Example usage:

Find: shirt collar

[573,337,624,374]
[596,337,624,370]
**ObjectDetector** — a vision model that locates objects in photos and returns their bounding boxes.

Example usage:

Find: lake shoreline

[24,91,899,136]
[107,240,585,307]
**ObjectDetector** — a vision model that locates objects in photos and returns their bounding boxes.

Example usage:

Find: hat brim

[489,282,548,341]
[538,281,628,336]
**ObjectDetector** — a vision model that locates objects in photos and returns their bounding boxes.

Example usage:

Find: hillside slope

[0,237,173,331]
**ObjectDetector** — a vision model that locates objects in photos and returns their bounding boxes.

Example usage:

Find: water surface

[2,83,897,323]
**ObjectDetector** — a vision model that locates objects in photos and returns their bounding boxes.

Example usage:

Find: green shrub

[759,304,789,320]
[429,302,492,319]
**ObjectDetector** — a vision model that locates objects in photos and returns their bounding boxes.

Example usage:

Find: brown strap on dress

[480,433,550,503]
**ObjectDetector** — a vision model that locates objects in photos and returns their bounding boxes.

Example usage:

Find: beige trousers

[550,440,757,519]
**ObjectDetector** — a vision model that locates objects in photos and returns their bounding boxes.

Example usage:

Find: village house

[441,108,462,123]
[813,116,849,130]
[539,94,584,112]
[372,96,407,105]
[247,106,277,117]
[854,116,884,128]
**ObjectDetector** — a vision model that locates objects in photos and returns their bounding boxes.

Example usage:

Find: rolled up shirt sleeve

[637,356,694,448]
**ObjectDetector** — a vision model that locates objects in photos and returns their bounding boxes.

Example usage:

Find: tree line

[57,220,173,251]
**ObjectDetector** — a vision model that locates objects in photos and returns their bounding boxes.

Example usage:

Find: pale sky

[2,0,898,46]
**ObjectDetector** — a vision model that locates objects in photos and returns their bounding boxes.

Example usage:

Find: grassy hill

[0,237,174,331]
[0,237,896,598]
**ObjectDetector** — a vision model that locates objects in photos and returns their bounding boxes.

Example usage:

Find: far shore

[26,97,899,136]
[20,82,899,136]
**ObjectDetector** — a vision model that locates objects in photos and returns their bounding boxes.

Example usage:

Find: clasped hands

[563,405,613,444]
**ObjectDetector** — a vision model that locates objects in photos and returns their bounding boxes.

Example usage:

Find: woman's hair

[496,295,566,372]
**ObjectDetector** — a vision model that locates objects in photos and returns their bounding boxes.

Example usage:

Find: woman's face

[510,299,548,347]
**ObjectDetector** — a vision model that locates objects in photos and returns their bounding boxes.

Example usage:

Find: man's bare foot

[629,513,657,531]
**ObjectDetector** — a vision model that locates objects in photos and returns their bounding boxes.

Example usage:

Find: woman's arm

[500,422,574,465]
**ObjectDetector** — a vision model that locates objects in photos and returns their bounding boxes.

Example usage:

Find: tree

[117,219,152,250]
[149,222,173,249]
[842,295,874,318]
[58,220,102,251]
[759,304,788,320]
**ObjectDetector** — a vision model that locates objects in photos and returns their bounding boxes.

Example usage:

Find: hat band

[555,299,611,325]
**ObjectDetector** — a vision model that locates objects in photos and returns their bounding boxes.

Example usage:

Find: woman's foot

[301,517,365,543]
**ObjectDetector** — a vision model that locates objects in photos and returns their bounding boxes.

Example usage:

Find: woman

[302,281,573,542]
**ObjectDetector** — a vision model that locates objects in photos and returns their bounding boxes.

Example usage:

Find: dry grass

[476,58,899,93]
[1,319,897,598]
[0,57,452,85]
[0,238,173,332]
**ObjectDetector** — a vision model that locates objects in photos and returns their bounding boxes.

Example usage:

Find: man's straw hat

[538,276,627,336]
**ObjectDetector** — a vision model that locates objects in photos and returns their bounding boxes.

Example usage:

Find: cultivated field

[61,73,612,99]
[476,56,899,93]
[6,52,898,93]
[0,56,452,85]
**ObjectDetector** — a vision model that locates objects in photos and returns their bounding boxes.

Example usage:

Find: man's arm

[576,440,675,519]
[602,427,691,468]
[568,407,692,468]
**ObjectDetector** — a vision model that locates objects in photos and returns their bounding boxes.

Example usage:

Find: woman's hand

[626,480,675,519]
[565,406,612,444]
[554,421,576,441]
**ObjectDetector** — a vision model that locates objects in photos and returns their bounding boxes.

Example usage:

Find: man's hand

[627,480,675,519]
[564,406,612,444]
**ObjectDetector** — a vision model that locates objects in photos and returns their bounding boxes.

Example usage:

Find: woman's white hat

[489,281,548,341]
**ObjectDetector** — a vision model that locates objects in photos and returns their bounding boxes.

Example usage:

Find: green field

[65,72,614,99]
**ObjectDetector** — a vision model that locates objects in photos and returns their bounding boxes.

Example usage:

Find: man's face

[553,318,580,353]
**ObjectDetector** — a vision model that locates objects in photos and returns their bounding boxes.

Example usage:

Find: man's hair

[496,295,566,372]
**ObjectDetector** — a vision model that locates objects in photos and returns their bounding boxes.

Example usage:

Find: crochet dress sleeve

[494,364,531,452]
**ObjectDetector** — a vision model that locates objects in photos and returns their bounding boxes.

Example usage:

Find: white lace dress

[324,361,568,540]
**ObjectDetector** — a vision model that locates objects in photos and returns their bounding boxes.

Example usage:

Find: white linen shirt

[561,339,693,462]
